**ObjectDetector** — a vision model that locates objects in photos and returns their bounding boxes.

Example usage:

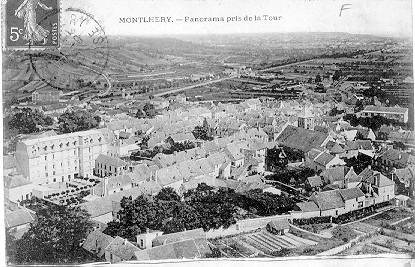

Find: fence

[206,214,292,238]
[288,223,328,239]
[317,229,381,256]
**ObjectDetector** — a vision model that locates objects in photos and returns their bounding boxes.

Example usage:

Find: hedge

[293,216,331,225]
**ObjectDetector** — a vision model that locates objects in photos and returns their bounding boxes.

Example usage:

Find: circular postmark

[28,7,110,91]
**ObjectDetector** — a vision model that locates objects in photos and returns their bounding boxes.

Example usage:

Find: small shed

[266,218,290,235]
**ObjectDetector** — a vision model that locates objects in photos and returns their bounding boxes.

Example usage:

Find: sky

[63,0,412,37]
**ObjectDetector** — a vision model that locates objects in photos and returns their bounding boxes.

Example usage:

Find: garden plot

[381,228,415,244]
[242,230,316,252]
[348,222,379,234]
[362,208,413,227]
[210,228,324,257]
[210,236,256,257]
[371,234,415,253]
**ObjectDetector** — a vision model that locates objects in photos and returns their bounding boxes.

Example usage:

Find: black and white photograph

[1,0,414,265]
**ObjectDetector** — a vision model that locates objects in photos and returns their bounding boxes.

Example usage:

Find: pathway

[153,76,236,97]
[390,216,412,226]
[289,223,328,239]
[342,206,395,226]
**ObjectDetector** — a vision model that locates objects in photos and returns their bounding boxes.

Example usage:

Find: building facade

[94,154,129,178]
[32,88,62,103]
[298,107,315,130]
[15,129,108,184]
[360,106,409,123]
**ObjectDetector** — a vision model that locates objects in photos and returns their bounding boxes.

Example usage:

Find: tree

[355,131,365,140]
[184,185,237,231]
[393,141,406,150]
[270,247,291,257]
[143,103,156,118]
[104,196,174,239]
[135,109,146,119]
[183,183,215,201]
[161,203,201,234]
[7,108,53,134]
[267,167,316,187]
[332,70,342,81]
[315,74,322,83]
[14,206,95,264]
[329,107,344,117]
[266,147,288,171]
[282,146,304,163]
[344,114,407,132]
[344,154,372,174]
[192,118,213,141]
[355,100,364,112]
[5,96,19,108]
[58,110,101,133]
[241,189,296,216]
[191,200,237,231]
[205,246,222,258]
[155,187,181,202]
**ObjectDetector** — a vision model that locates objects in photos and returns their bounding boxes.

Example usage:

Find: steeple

[298,106,315,130]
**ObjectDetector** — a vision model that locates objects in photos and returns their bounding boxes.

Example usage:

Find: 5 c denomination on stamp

[3,0,60,49]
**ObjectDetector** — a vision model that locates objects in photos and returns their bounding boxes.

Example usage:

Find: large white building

[360,106,409,123]
[15,129,108,185]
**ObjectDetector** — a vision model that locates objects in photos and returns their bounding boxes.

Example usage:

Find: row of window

[45,174,79,184]
[44,160,78,169]
[363,112,404,119]
[30,139,104,155]
[42,149,96,161]
[45,167,78,177]
[43,150,77,160]
[97,164,120,173]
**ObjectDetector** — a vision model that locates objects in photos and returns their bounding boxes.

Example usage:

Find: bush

[270,247,291,257]
[332,207,376,224]
[205,247,222,258]
[380,221,396,230]
[332,225,356,243]
[293,216,331,225]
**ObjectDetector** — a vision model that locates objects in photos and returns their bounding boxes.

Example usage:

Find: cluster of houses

[294,166,395,218]
[82,228,211,263]
[3,95,414,262]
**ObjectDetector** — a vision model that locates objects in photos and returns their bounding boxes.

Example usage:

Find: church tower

[298,106,315,130]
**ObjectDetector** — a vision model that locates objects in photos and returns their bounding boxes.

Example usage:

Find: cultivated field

[210,228,323,257]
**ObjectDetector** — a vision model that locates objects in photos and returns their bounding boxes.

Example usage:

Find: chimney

[146,228,150,234]
[374,173,380,186]
[124,239,128,245]
[103,177,109,196]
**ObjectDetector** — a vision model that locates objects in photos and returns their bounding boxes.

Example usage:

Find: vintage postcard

[1,0,413,265]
